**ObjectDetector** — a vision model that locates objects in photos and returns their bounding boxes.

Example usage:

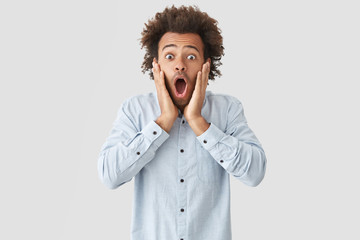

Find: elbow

[245,171,265,187]
[98,154,122,190]
[241,149,267,187]
[98,152,133,190]
[98,163,132,190]
[98,169,120,190]
[101,175,131,190]
[100,175,121,190]
[99,170,131,190]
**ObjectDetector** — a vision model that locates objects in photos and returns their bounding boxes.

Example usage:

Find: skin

[153,32,211,136]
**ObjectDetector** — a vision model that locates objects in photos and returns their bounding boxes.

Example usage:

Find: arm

[197,99,267,187]
[98,60,178,190]
[97,100,169,189]
[183,61,266,187]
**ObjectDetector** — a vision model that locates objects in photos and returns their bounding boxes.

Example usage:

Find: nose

[174,58,186,72]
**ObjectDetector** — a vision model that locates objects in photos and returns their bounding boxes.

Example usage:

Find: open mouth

[175,77,187,97]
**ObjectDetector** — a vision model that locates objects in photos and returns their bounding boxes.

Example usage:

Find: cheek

[197,63,204,71]
[158,64,171,77]
[163,72,171,83]
[163,74,173,89]
[191,63,202,74]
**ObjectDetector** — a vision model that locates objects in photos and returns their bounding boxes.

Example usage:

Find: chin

[169,94,186,109]
[172,96,186,105]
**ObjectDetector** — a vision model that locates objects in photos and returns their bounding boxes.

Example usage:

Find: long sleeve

[98,100,169,189]
[197,98,267,187]
[98,92,265,239]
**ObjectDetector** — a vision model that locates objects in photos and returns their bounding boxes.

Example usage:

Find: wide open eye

[165,54,174,59]
[187,55,196,60]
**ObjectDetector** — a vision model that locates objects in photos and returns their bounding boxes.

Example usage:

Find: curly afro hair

[140,5,224,80]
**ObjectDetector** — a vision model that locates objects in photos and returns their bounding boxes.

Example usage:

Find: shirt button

[136,152,140,155]
[153,131,157,135]
[180,149,184,153]
[180,208,184,212]
[182,120,185,124]
[180,179,184,182]
[203,140,207,144]
[220,160,224,163]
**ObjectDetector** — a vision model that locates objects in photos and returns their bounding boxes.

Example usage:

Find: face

[157,32,209,111]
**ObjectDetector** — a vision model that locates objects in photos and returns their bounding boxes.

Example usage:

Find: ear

[206,58,211,64]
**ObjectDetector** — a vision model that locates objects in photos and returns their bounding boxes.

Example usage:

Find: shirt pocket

[196,141,218,185]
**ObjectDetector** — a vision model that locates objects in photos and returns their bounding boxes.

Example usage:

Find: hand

[184,61,210,122]
[184,61,211,136]
[153,59,178,133]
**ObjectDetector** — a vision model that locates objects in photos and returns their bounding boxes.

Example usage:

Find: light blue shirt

[98,91,266,240]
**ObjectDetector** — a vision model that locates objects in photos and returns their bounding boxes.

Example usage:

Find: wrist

[187,116,210,136]
[155,114,177,133]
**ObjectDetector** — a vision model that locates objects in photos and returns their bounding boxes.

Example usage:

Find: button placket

[177,118,187,238]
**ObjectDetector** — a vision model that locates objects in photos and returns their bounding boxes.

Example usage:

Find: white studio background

[1,0,359,239]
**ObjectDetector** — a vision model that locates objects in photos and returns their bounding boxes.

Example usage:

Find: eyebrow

[162,44,200,54]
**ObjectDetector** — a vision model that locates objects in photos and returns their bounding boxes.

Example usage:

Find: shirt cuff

[196,123,226,151]
[142,120,169,148]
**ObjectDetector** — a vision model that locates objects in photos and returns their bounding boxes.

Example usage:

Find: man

[98,5,266,240]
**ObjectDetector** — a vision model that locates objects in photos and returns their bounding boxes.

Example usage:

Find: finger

[152,61,171,99]
[195,70,202,93]
[204,62,210,85]
[155,70,168,97]
[190,71,201,99]
[201,62,209,76]
[153,61,161,84]
[201,62,210,91]
[159,70,165,88]
[155,61,161,71]
[154,62,165,89]
[153,64,162,93]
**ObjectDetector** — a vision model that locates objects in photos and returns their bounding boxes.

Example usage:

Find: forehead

[158,32,204,53]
